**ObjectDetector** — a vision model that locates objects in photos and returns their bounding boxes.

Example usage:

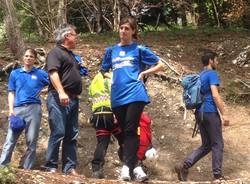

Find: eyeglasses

[68,32,78,37]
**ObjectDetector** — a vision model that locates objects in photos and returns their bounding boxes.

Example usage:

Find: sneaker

[120,165,131,181]
[67,168,79,176]
[40,165,58,173]
[133,166,148,182]
[174,164,188,181]
[47,168,58,173]
[92,170,104,179]
[213,175,226,183]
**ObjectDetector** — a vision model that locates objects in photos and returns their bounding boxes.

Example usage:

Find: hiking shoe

[119,165,131,181]
[67,168,79,176]
[213,175,227,183]
[92,170,104,179]
[133,166,148,182]
[47,168,58,173]
[174,164,188,181]
[40,165,58,173]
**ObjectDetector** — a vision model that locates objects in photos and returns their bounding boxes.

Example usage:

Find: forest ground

[0,30,250,184]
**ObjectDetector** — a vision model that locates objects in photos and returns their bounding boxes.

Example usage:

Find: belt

[18,103,33,107]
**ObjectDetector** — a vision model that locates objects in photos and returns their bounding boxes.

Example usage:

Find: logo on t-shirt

[31,75,38,80]
[119,51,126,56]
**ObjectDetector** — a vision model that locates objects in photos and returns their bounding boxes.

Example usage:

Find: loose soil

[0,31,249,184]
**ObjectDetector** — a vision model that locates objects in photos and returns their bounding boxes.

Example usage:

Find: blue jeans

[0,104,41,169]
[44,91,79,174]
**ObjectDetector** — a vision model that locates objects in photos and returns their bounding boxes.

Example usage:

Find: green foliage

[79,32,118,45]
[0,8,4,23]
[0,165,16,184]
[23,32,48,44]
[0,23,7,49]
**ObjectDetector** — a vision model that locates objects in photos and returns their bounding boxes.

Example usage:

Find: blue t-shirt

[101,43,160,108]
[197,70,220,112]
[8,67,49,107]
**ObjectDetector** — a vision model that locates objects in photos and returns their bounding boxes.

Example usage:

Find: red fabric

[137,112,152,160]
[96,129,111,136]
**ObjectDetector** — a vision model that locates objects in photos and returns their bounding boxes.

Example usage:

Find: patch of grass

[0,165,16,184]
[23,33,48,44]
[141,25,250,40]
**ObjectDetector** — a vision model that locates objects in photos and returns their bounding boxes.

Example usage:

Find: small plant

[0,165,16,184]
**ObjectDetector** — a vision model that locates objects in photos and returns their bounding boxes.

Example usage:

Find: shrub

[0,165,16,184]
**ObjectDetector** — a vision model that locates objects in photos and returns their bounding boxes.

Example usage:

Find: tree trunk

[30,0,44,37]
[96,0,102,33]
[57,0,67,27]
[113,0,121,32]
[211,0,220,27]
[2,0,25,60]
[47,0,56,32]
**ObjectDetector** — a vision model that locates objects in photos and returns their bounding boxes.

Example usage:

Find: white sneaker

[133,166,148,182]
[120,165,131,181]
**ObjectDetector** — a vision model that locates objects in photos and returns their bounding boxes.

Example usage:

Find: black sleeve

[46,48,62,72]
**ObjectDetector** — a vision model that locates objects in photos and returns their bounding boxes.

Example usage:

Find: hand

[9,111,15,117]
[221,115,230,126]
[59,92,69,106]
[138,71,147,81]
[104,72,111,79]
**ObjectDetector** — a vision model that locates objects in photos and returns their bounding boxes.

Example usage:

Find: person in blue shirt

[101,17,164,181]
[0,48,49,169]
[175,50,230,182]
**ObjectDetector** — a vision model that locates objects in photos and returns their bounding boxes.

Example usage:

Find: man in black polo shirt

[44,23,82,175]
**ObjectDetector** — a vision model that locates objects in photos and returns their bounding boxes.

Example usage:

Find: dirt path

[0,31,250,183]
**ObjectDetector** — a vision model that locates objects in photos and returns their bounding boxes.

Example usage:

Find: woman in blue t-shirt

[101,17,164,181]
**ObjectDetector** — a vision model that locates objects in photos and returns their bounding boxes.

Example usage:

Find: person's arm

[211,85,229,126]
[8,92,15,116]
[49,70,69,106]
[138,60,164,81]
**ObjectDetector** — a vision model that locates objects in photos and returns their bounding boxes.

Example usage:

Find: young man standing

[44,23,82,175]
[175,50,229,181]
[0,48,49,169]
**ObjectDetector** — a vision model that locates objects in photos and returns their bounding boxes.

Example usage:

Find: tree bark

[211,0,220,27]
[113,0,121,32]
[30,0,44,37]
[96,0,102,33]
[1,0,25,59]
[57,0,67,27]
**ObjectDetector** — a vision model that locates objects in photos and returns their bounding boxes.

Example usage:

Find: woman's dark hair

[119,17,138,40]
[201,50,218,66]
[24,48,37,58]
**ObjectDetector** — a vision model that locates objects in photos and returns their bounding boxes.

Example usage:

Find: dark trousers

[183,112,224,177]
[91,112,123,172]
[112,102,145,170]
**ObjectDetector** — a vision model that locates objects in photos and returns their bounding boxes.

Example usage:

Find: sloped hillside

[0,30,249,183]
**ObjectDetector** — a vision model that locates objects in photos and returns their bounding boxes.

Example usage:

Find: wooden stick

[236,79,250,89]
[160,58,181,76]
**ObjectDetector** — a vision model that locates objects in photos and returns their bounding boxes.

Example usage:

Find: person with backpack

[0,48,49,169]
[100,16,164,181]
[175,50,230,181]
[89,72,123,179]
